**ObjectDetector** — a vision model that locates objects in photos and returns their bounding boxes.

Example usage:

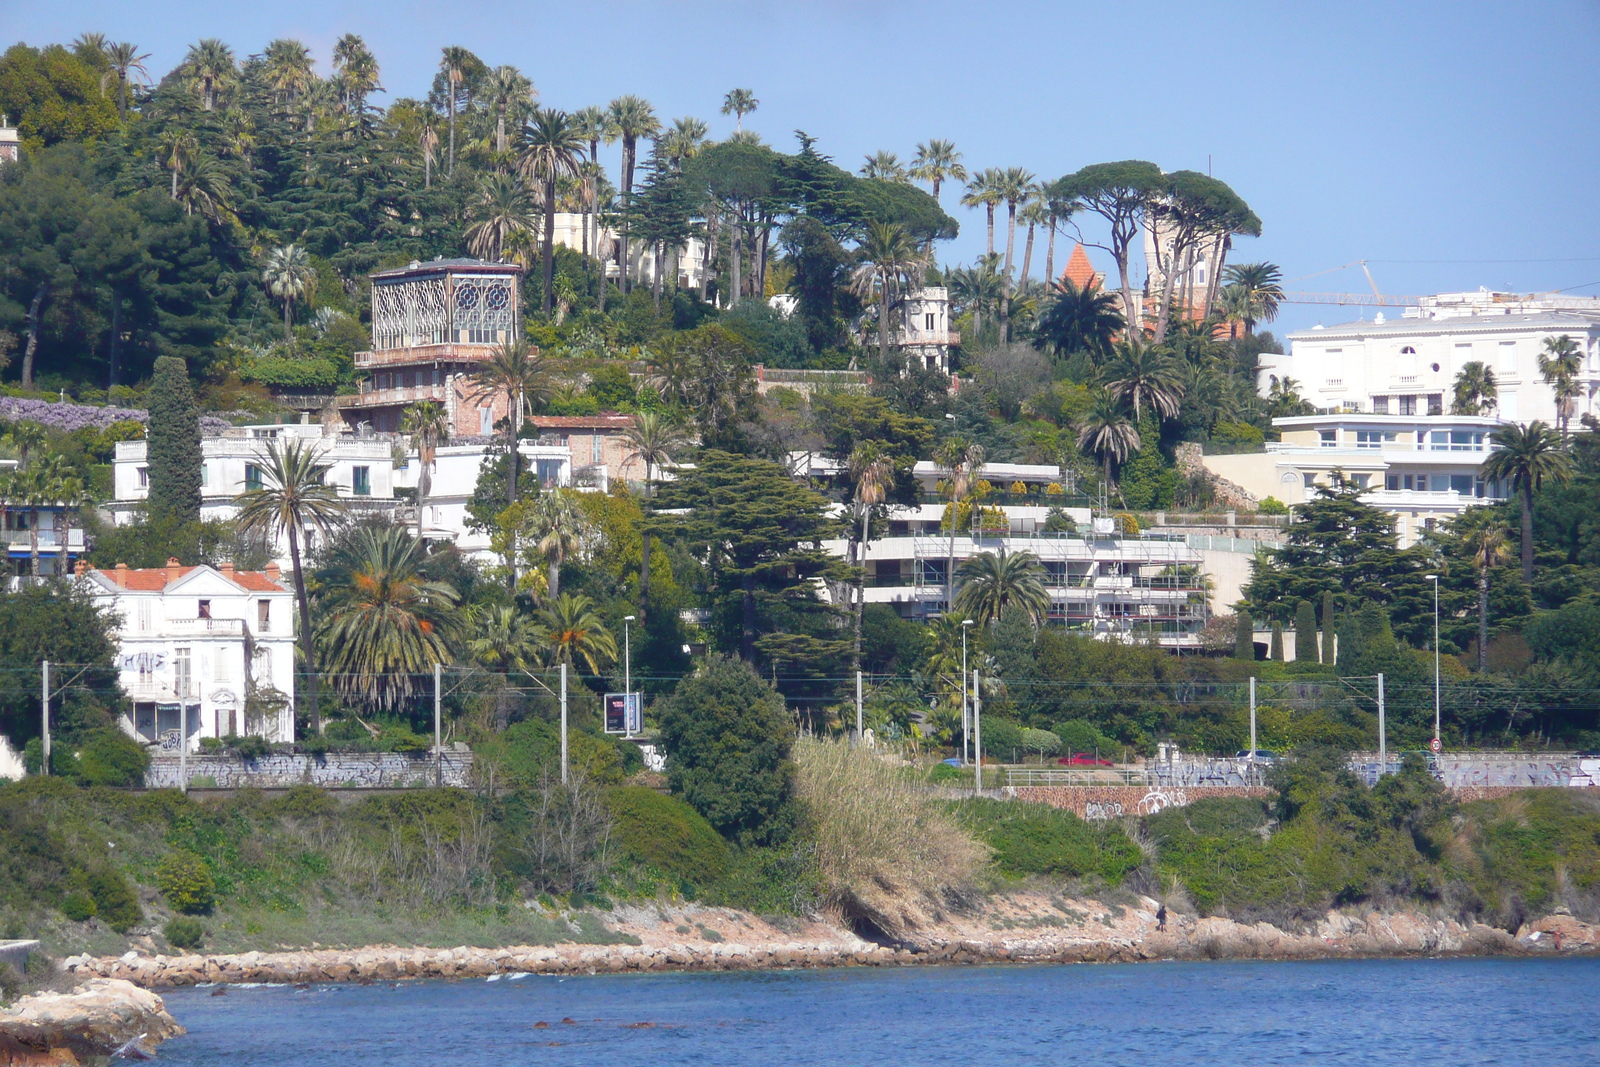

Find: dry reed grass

[793,736,989,940]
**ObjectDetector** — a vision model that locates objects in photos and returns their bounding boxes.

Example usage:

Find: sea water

[157,957,1600,1066]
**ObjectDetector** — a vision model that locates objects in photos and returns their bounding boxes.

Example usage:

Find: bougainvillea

[0,396,231,436]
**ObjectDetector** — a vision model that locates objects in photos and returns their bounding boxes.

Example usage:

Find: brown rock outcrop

[0,979,183,1064]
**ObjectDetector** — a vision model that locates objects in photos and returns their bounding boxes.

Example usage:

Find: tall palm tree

[860,150,908,182]
[1018,198,1049,287]
[572,105,607,162]
[850,221,928,365]
[961,168,1003,257]
[484,64,535,154]
[1482,421,1572,584]
[158,128,196,200]
[997,166,1036,290]
[849,445,895,672]
[1037,278,1124,362]
[955,548,1051,627]
[661,116,709,167]
[174,153,233,222]
[101,42,150,120]
[261,38,314,110]
[528,489,586,599]
[1103,339,1184,423]
[316,526,460,714]
[262,245,315,340]
[1077,391,1141,486]
[1467,520,1511,672]
[909,139,966,204]
[605,95,660,293]
[331,33,381,112]
[518,109,586,316]
[934,439,985,617]
[418,114,440,189]
[1452,361,1499,416]
[182,38,235,111]
[1538,335,1583,438]
[947,254,1006,339]
[1218,262,1284,334]
[439,45,473,176]
[622,411,690,610]
[234,439,349,734]
[401,400,450,540]
[539,592,617,674]
[720,88,758,132]
[469,605,542,674]
[464,171,538,263]
[466,339,548,504]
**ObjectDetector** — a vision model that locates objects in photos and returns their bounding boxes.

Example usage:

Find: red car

[1058,753,1114,767]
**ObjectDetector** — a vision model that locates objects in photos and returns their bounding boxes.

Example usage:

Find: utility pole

[1376,672,1386,779]
[1427,574,1441,750]
[434,663,443,788]
[560,662,569,785]
[1248,676,1257,781]
[855,670,863,744]
[179,702,187,794]
[961,619,974,765]
[972,669,982,794]
[40,660,50,777]
[623,615,635,739]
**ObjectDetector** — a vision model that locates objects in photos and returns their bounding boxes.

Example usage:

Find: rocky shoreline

[0,979,182,1066]
[57,896,1600,990]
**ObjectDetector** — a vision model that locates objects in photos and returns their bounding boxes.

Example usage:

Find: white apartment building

[1203,413,1508,546]
[398,440,573,558]
[81,560,298,748]
[548,212,710,291]
[1259,292,1600,425]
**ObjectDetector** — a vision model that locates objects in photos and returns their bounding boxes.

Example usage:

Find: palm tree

[1018,198,1049,287]
[1103,339,1184,423]
[439,45,473,176]
[518,109,586,316]
[331,34,381,112]
[464,171,538,263]
[1482,421,1572,583]
[1218,263,1284,334]
[1538,335,1583,438]
[469,605,541,672]
[996,166,1036,291]
[528,489,586,599]
[850,221,928,365]
[948,255,1006,339]
[234,439,349,734]
[661,116,709,167]
[910,139,966,205]
[316,526,460,714]
[720,88,758,132]
[1077,391,1141,486]
[540,593,617,674]
[1466,519,1512,672]
[1037,278,1124,362]
[418,114,440,189]
[174,154,232,222]
[262,245,315,340]
[961,168,1004,257]
[955,548,1051,627]
[484,65,535,154]
[849,445,895,672]
[934,439,985,617]
[1452,361,1499,416]
[466,339,548,504]
[605,95,660,292]
[572,105,606,162]
[261,38,314,109]
[401,400,450,540]
[158,128,196,200]
[182,38,235,111]
[860,151,908,182]
[622,411,690,610]
[101,42,150,120]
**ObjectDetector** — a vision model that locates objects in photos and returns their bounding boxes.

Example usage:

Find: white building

[854,287,960,374]
[548,212,710,291]
[81,560,298,748]
[399,440,574,558]
[1202,413,1509,546]
[1260,292,1600,425]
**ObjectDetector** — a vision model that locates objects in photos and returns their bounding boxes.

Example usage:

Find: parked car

[1058,753,1114,767]
[1236,749,1279,762]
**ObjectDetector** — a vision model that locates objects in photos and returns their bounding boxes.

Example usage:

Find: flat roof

[370,258,523,281]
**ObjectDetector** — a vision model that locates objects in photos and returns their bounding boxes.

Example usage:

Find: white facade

[399,441,574,558]
[1261,293,1600,425]
[82,562,298,748]
[548,212,709,290]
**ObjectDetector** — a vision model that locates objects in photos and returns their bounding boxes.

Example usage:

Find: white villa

[80,560,298,748]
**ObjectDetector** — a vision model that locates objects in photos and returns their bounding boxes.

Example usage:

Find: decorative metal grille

[371,276,451,350]
[452,275,516,344]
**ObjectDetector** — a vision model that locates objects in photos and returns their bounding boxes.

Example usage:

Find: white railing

[157,618,247,637]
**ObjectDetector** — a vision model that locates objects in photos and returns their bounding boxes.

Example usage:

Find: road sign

[1430,737,1442,753]
[604,693,642,735]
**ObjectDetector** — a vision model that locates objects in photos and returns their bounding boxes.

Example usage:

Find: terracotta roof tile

[1061,244,1103,292]
[91,566,287,593]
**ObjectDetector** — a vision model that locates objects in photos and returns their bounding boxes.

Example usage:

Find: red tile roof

[92,561,287,593]
[1061,243,1103,292]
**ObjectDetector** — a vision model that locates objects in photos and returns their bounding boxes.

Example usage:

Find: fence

[143,749,474,790]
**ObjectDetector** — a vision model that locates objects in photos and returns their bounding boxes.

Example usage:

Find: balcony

[353,343,501,369]
[900,331,961,347]
[339,384,450,409]
[146,618,247,637]
[1,529,85,551]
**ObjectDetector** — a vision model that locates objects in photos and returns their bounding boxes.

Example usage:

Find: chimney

[114,562,128,588]
[221,561,235,582]
[166,557,181,567]
[265,562,281,584]
[74,559,88,578]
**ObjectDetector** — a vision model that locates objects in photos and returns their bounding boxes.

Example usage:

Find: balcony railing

[1,530,86,550]
[353,343,500,369]
[146,618,247,637]
[343,384,450,407]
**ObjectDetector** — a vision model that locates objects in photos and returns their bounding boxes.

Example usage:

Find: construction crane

[1279,260,1424,307]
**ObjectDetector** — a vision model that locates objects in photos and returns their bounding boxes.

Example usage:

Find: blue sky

[6,0,1599,337]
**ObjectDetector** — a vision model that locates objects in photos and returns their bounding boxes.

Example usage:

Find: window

[479,406,493,436]
[1372,396,1390,414]
[1449,474,1474,495]
[1302,473,1317,488]
[1398,395,1417,416]
[1431,430,1485,451]
[1386,474,1399,490]
[257,600,271,633]
[1497,340,1517,373]
[137,467,149,488]
[136,599,152,632]
[925,313,936,331]
[352,466,372,496]
[1355,430,1397,449]
[1427,394,1443,416]
[175,648,192,700]
[213,648,231,684]
[200,464,208,488]
[245,463,263,492]
[197,599,211,620]
[536,459,562,487]
[590,435,603,464]
[1353,473,1370,489]
[1500,390,1518,419]
[1319,430,1337,448]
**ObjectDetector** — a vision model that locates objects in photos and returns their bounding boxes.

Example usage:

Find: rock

[0,979,183,1063]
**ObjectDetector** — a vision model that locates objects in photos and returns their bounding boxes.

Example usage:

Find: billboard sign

[604,693,642,735]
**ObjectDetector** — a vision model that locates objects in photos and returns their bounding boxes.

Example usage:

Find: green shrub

[954,798,1142,881]
[604,786,730,886]
[163,916,205,950]
[1020,728,1061,758]
[70,728,150,787]
[87,868,142,932]
[478,719,623,789]
[1052,719,1118,758]
[927,762,965,784]
[61,890,97,922]
[980,719,1025,762]
[156,851,215,914]
[1257,496,1289,515]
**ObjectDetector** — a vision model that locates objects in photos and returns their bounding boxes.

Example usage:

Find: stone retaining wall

[143,751,474,790]
[1011,784,1274,819]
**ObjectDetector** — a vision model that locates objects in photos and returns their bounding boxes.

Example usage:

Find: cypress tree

[1295,600,1318,664]
[1270,621,1285,662]
[146,356,202,525]
[1337,605,1360,670]
[1320,590,1337,665]
[1234,612,1254,660]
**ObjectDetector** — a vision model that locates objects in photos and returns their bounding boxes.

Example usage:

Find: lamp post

[1425,574,1440,751]
[623,614,636,738]
[961,619,974,766]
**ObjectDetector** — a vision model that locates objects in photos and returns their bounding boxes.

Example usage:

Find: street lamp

[1425,575,1440,751]
[623,615,636,738]
[961,619,974,766]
